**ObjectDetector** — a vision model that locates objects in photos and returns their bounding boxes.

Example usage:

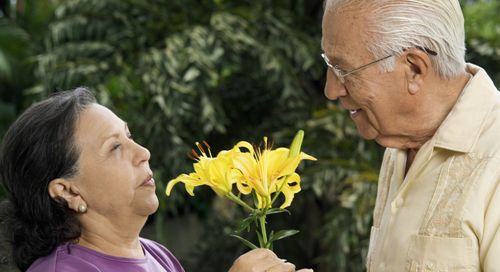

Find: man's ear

[404,49,431,95]
[48,178,85,212]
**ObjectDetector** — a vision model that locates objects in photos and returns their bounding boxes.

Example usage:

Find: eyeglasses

[321,53,392,84]
[321,47,437,84]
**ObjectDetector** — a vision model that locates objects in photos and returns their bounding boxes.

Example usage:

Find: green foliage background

[0,0,498,271]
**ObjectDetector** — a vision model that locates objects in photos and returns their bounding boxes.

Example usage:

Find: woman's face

[70,103,158,220]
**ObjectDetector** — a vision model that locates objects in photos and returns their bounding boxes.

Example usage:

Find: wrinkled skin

[228,248,313,272]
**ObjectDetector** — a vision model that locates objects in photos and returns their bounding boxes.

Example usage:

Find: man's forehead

[321,8,370,66]
[321,35,350,66]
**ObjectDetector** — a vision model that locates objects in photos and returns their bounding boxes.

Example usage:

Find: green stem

[259,213,268,248]
[226,192,254,212]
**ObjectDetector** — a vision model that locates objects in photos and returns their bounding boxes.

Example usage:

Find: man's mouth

[349,108,362,115]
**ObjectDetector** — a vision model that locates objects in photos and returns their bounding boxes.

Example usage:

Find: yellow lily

[232,138,316,209]
[166,131,316,250]
[166,142,241,197]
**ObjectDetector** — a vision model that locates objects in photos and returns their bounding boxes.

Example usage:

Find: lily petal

[166,173,203,196]
[279,173,301,209]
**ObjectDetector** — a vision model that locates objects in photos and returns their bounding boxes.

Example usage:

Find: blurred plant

[9,0,383,270]
[0,0,494,271]
[0,20,28,139]
[462,0,500,86]
[167,130,316,249]
[0,0,57,201]
[30,0,323,256]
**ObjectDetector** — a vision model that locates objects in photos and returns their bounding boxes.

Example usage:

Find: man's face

[321,6,417,148]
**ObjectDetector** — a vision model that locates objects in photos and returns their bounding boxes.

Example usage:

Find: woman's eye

[111,143,121,151]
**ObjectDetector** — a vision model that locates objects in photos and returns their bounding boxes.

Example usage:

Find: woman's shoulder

[139,238,185,272]
[28,240,184,272]
[139,238,170,253]
[27,243,102,272]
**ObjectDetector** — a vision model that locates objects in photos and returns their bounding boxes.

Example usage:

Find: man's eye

[334,65,346,74]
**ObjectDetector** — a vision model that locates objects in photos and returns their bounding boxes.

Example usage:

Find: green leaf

[183,67,200,82]
[269,229,300,243]
[229,234,258,250]
[0,50,11,79]
[265,208,291,216]
[234,216,257,233]
[266,230,276,249]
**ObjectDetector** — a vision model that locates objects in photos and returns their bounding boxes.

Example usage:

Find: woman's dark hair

[0,87,96,271]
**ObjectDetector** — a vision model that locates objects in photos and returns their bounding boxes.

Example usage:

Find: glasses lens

[333,68,345,84]
[322,53,345,84]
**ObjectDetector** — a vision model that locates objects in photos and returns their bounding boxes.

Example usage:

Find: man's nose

[324,70,347,100]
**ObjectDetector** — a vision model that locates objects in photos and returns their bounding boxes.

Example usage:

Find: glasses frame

[321,47,437,84]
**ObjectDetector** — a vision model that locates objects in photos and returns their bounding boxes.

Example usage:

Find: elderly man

[229,0,499,271]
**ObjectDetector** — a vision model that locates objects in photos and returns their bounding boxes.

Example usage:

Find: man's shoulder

[473,98,500,158]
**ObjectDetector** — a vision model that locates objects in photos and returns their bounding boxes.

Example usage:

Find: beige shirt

[367,64,500,272]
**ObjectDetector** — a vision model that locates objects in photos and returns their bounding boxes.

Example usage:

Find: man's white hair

[325,0,466,79]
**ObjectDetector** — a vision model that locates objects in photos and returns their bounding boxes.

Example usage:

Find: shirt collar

[432,64,499,153]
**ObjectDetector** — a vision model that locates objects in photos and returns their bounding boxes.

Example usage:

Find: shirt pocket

[406,234,479,272]
[366,226,380,271]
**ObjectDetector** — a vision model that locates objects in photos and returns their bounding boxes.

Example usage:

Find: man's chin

[356,126,378,141]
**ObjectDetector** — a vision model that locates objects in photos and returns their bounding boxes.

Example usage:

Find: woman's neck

[77,213,147,258]
[78,233,143,258]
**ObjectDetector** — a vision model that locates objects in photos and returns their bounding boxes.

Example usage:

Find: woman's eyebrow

[101,122,128,146]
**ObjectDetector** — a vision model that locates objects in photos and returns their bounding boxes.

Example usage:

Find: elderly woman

[0,87,301,272]
[0,88,184,271]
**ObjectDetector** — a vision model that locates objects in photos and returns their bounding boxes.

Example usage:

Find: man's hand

[228,248,313,272]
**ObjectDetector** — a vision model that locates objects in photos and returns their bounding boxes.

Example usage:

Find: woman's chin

[137,195,160,216]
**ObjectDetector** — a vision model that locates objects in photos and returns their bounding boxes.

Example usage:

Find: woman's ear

[48,178,86,213]
[404,49,431,95]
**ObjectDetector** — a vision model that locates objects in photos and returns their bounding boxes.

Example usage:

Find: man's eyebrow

[331,55,349,67]
[320,44,350,67]
[323,51,350,67]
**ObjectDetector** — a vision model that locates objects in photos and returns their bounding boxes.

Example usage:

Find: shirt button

[395,198,404,207]
[391,198,404,213]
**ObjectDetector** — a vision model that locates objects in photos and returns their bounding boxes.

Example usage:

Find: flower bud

[288,130,304,158]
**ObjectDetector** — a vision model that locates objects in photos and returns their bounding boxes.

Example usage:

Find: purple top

[27,238,185,272]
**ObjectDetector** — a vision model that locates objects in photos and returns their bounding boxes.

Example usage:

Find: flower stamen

[187,148,199,161]
[202,140,213,157]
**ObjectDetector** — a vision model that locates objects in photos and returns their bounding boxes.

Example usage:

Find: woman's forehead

[74,104,125,144]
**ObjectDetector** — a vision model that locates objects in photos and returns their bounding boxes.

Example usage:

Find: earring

[78,204,87,213]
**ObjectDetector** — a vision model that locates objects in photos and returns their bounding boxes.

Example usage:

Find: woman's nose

[324,70,348,100]
[134,143,151,165]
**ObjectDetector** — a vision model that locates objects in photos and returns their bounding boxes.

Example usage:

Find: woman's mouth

[141,176,155,187]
